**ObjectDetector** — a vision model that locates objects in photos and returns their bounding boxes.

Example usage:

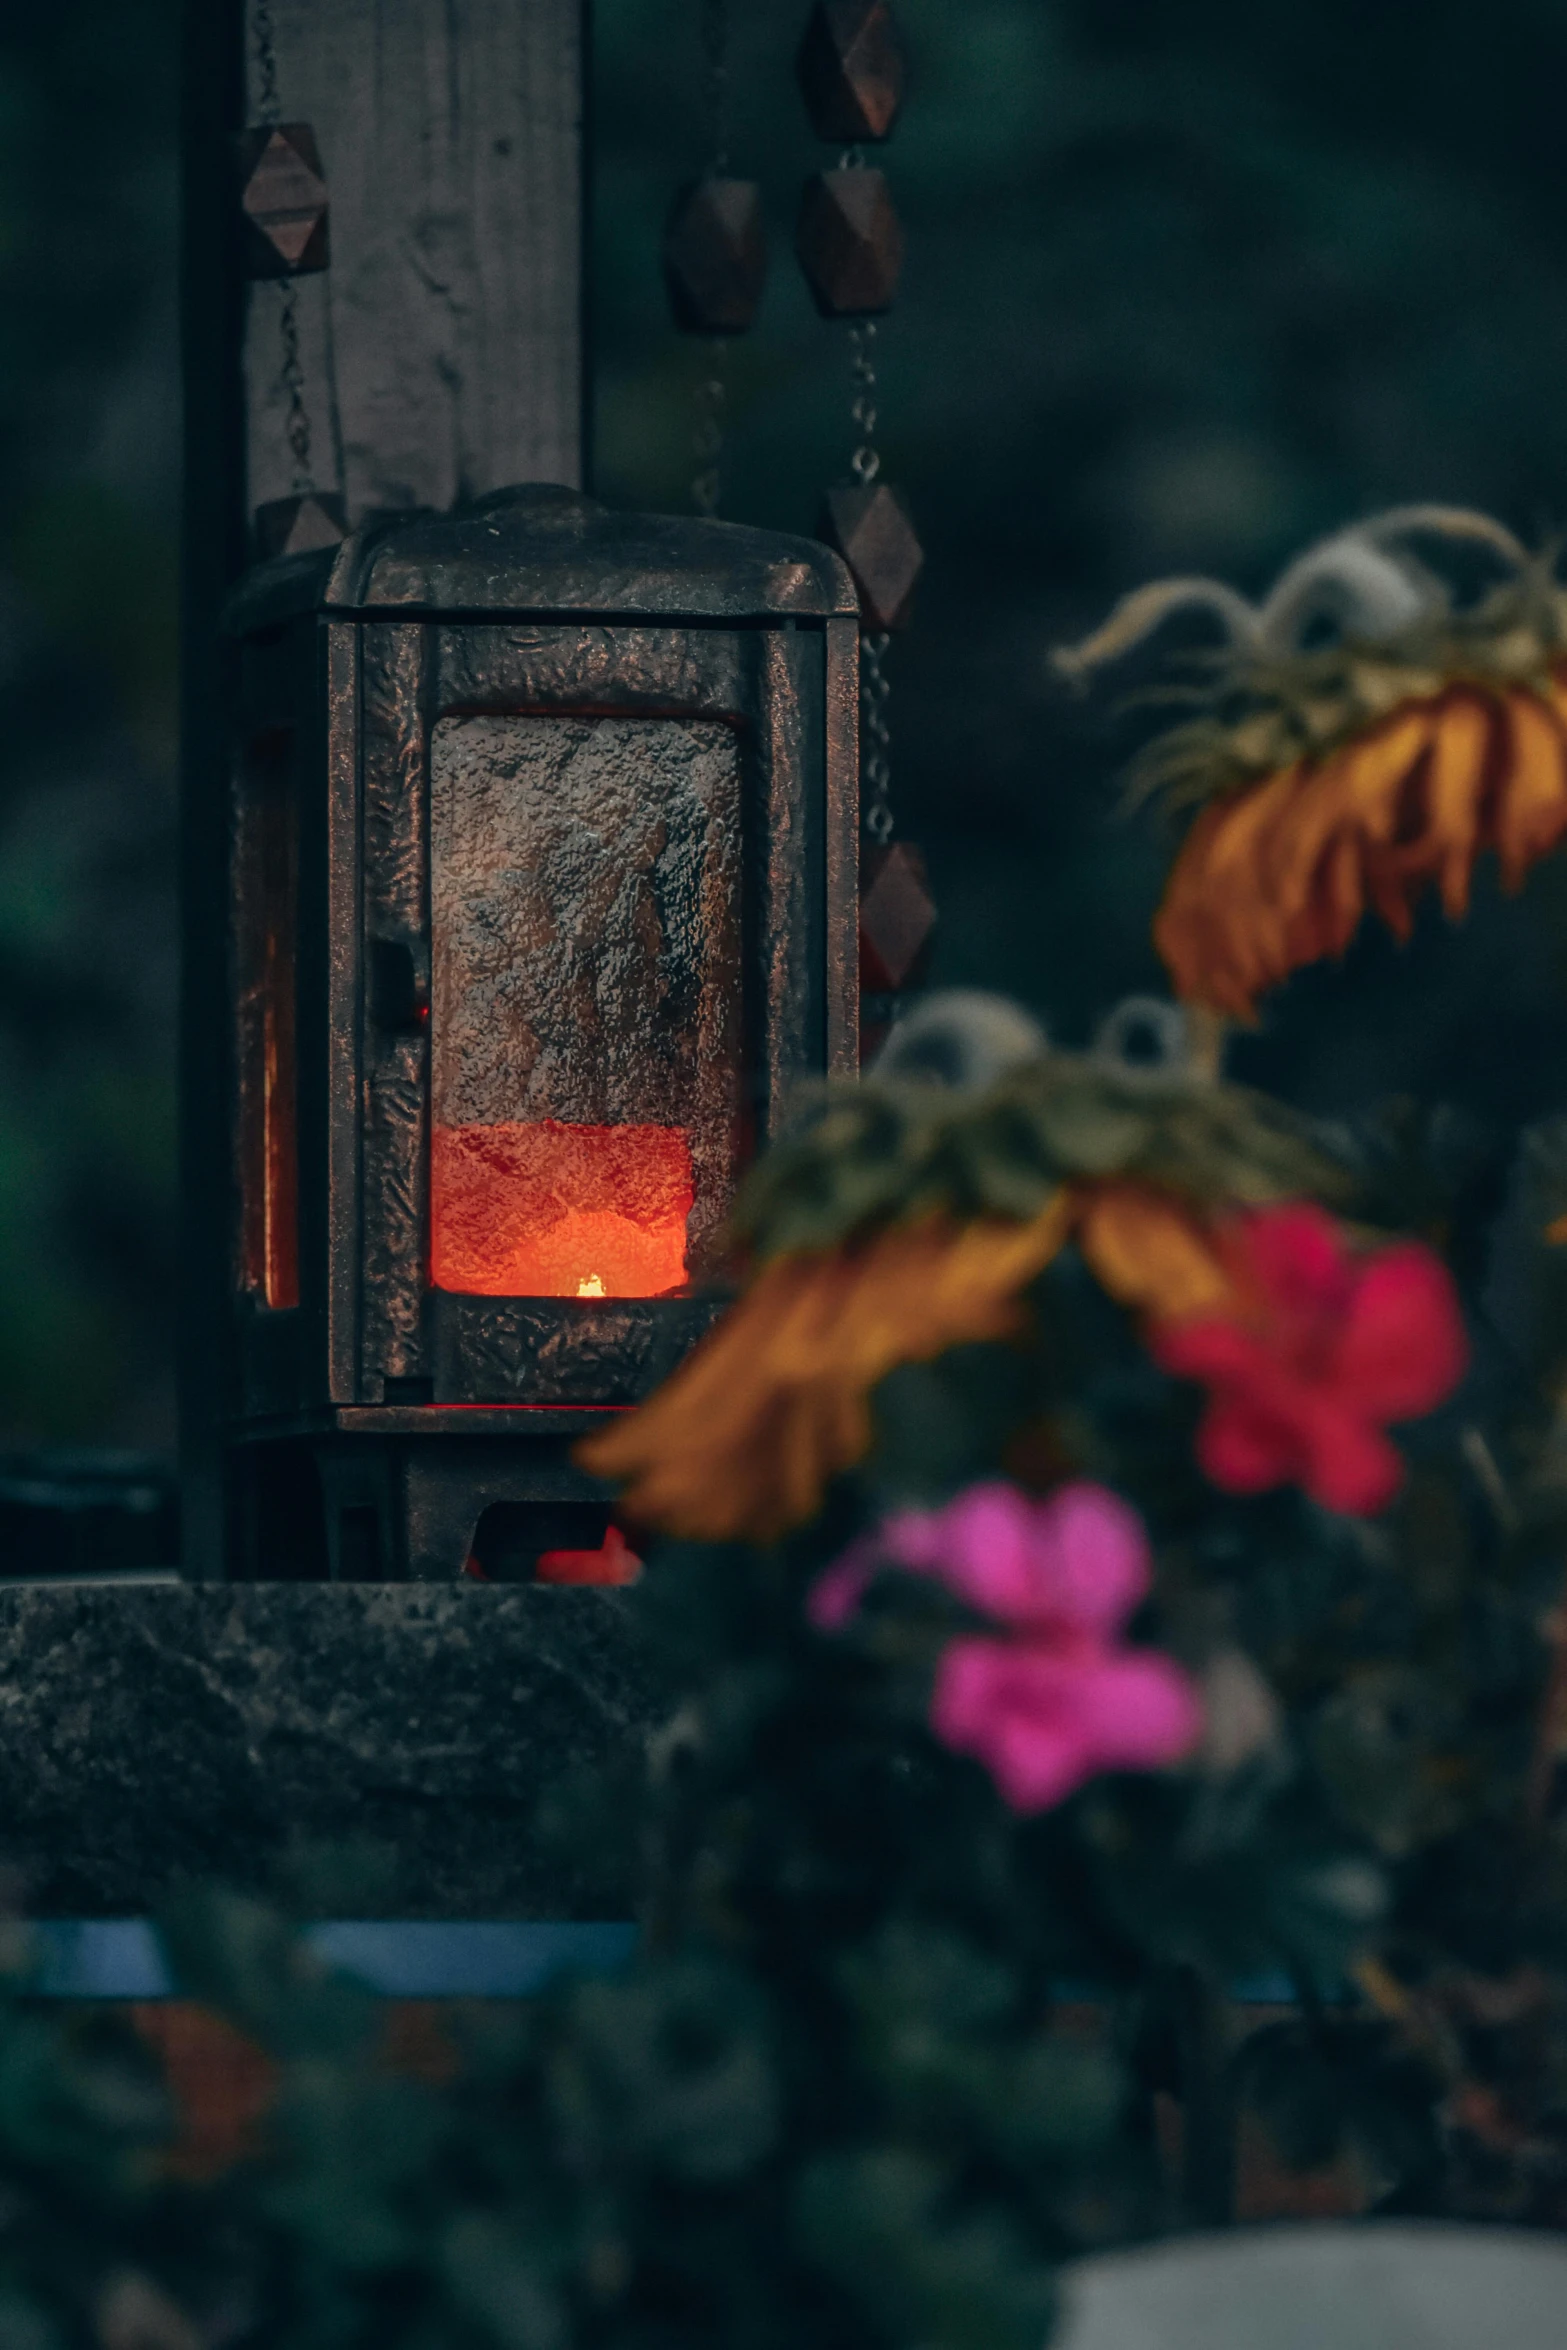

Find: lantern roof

[225,484,859,633]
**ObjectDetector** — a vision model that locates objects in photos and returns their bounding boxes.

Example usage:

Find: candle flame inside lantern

[431,1120,694,1298]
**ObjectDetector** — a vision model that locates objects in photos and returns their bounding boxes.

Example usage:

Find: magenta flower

[809,1480,1202,1813]
[1149,1204,1468,1516]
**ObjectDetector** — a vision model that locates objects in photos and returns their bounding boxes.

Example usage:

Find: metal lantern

[218,485,859,1579]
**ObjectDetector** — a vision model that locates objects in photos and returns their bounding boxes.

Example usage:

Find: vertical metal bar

[752,629,810,1138]
[823,615,861,1076]
[358,623,432,1397]
[324,619,359,1401]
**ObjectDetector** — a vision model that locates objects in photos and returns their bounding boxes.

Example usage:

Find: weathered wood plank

[243,0,585,523]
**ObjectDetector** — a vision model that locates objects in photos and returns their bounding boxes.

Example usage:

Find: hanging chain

[689,0,731,518]
[278,288,315,492]
[253,0,316,497]
[253,0,281,125]
[847,319,892,839]
[849,318,880,486]
[692,346,727,519]
[861,632,893,843]
[701,0,731,174]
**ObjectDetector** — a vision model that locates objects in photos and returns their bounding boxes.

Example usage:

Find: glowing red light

[431,1120,694,1299]
[535,1525,644,1586]
[461,1527,643,1585]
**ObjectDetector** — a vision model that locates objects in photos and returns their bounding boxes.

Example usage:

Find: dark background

[6,0,1567,1450]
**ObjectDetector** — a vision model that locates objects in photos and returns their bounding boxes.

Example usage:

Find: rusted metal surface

[431,1294,726,1408]
[824,615,861,1075]
[323,621,359,1401]
[316,485,853,624]
[359,624,431,1395]
[753,628,822,1134]
[436,621,746,719]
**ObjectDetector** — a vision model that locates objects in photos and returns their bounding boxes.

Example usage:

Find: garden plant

[2,510,1567,2346]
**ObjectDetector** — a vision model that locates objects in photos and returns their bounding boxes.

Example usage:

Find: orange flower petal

[1332,704,1440,848]
[1156,706,1437,1014]
[577,1198,1077,1544]
[1421,693,1494,917]
[1256,748,1365,921]
[1494,689,1567,890]
[1156,778,1303,1013]
[1076,1182,1236,1322]
[1283,827,1367,968]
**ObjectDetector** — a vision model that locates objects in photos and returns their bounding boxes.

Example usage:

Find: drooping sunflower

[580,1025,1341,1544]
[1056,507,1567,1018]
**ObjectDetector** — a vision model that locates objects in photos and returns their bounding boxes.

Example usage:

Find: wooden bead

[859,839,936,994]
[795,166,904,316]
[236,123,330,278]
[663,178,768,335]
[797,0,907,144]
[252,492,347,560]
[820,481,923,632]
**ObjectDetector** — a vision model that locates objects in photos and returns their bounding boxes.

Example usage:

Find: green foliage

[737,1054,1343,1259]
[0,3,177,1443]
[0,1070,1561,2340]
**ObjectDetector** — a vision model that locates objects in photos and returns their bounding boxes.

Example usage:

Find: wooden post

[240,0,588,521]
[180,0,591,1573]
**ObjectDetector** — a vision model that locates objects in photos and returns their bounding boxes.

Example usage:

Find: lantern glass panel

[236,726,300,1309]
[429,713,744,1300]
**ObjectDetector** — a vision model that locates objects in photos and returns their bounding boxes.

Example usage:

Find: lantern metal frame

[215,485,859,1580]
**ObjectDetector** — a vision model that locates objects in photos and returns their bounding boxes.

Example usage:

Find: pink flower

[932,1636,1203,1812]
[1149,1204,1467,1516]
[809,1480,1202,1813]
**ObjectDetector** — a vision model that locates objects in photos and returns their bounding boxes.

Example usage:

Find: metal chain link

[690,0,731,517]
[691,340,727,518]
[700,0,731,176]
[278,284,315,492]
[253,0,281,125]
[253,0,316,497]
[849,319,880,486]
[847,320,892,837]
[861,632,893,843]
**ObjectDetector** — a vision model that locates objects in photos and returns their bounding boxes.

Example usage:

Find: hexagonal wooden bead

[859,840,936,994]
[253,492,347,561]
[820,481,924,632]
[236,122,330,278]
[663,177,768,335]
[796,0,907,144]
[795,166,904,317]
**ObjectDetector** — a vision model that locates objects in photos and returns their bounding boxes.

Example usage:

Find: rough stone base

[0,1585,662,1917]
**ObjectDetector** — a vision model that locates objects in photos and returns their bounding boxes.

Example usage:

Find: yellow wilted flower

[580,1180,1237,1545]
[1057,508,1567,1019]
[1075,1182,1236,1321]
[579,1198,1076,1545]
[1156,683,1567,1017]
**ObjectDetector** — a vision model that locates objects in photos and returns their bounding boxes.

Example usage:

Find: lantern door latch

[368,937,429,1032]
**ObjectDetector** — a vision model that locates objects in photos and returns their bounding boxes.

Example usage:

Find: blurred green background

[0,2,178,1447]
[8,0,1567,1446]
